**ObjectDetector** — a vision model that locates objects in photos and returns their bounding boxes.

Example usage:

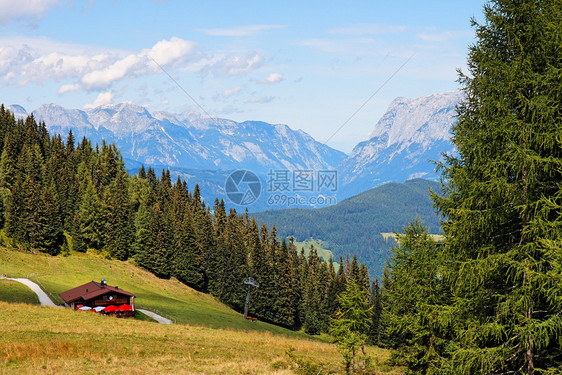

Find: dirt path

[7,278,59,307]
[137,309,174,324]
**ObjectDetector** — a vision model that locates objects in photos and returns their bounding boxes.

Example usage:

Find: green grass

[0,279,39,305]
[294,238,337,262]
[133,310,158,323]
[381,232,444,242]
[0,247,317,337]
[0,302,400,374]
[0,247,401,373]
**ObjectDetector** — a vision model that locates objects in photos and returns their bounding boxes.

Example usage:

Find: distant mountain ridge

[337,91,462,197]
[10,103,346,176]
[8,91,461,208]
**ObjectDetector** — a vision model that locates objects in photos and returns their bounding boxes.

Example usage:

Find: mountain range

[338,91,462,197]
[8,90,462,210]
[23,103,345,174]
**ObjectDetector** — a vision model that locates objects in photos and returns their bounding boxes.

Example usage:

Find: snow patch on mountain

[21,103,345,175]
[338,91,463,197]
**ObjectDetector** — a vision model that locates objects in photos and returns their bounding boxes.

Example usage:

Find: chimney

[101,279,107,286]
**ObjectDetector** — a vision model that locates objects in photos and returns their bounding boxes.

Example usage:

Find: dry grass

[0,247,402,374]
[0,302,400,374]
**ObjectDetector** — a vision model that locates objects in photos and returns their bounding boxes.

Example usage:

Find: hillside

[0,247,399,374]
[0,247,299,336]
[0,107,354,335]
[252,178,442,277]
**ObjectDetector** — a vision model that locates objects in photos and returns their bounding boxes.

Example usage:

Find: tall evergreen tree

[78,177,104,249]
[369,278,383,345]
[103,170,133,260]
[32,187,64,255]
[382,220,449,372]
[0,133,19,189]
[432,1,562,372]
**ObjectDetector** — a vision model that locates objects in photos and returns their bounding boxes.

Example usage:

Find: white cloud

[196,24,285,37]
[58,83,80,94]
[258,72,283,85]
[0,35,264,94]
[0,0,61,26]
[0,37,197,92]
[328,24,407,35]
[79,37,197,91]
[145,37,196,66]
[84,91,115,109]
[248,96,274,104]
[80,54,142,90]
[0,44,110,87]
[223,86,244,98]
[201,53,264,76]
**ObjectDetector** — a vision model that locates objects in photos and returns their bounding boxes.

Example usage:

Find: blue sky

[0,0,485,152]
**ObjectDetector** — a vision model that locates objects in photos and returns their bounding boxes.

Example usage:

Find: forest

[0,105,379,337]
[253,178,442,278]
[381,0,562,373]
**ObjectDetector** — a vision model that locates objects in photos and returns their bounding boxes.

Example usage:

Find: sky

[0,0,486,153]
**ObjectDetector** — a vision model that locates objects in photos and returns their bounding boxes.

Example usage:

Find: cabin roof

[59,281,134,304]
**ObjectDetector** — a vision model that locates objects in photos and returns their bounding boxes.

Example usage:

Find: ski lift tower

[243,277,259,319]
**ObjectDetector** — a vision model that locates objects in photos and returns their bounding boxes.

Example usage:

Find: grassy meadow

[380,232,444,242]
[293,239,337,264]
[0,247,302,335]
[0,247,401,374]
[0,302,399,374]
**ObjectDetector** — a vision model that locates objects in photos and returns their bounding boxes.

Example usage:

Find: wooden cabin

[59,279,135,317]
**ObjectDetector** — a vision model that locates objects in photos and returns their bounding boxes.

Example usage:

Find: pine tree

[65,129,75,155]
[78,177,104,249]
[303,246,323,335]
[132,195,151,266]
[173,212,205,290]
[432,1,562,372]
[103,170,133,260]
[382,220,449,372]
[32,187,64,255]
[147,202,173,279]
[330,278,373,374]
[0,133,19,189]
[369,278,383,345]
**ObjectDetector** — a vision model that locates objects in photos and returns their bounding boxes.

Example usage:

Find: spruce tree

[382,220,449,372]
[78,177,104,249]
[32,188,64,255]
[0,133,19,189]
[369,278,383,345]
[103,170,133,260]
[275,239,298,328]
[433,1,562,372]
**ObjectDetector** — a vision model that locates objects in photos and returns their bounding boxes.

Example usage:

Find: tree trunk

[526,306,534,375]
